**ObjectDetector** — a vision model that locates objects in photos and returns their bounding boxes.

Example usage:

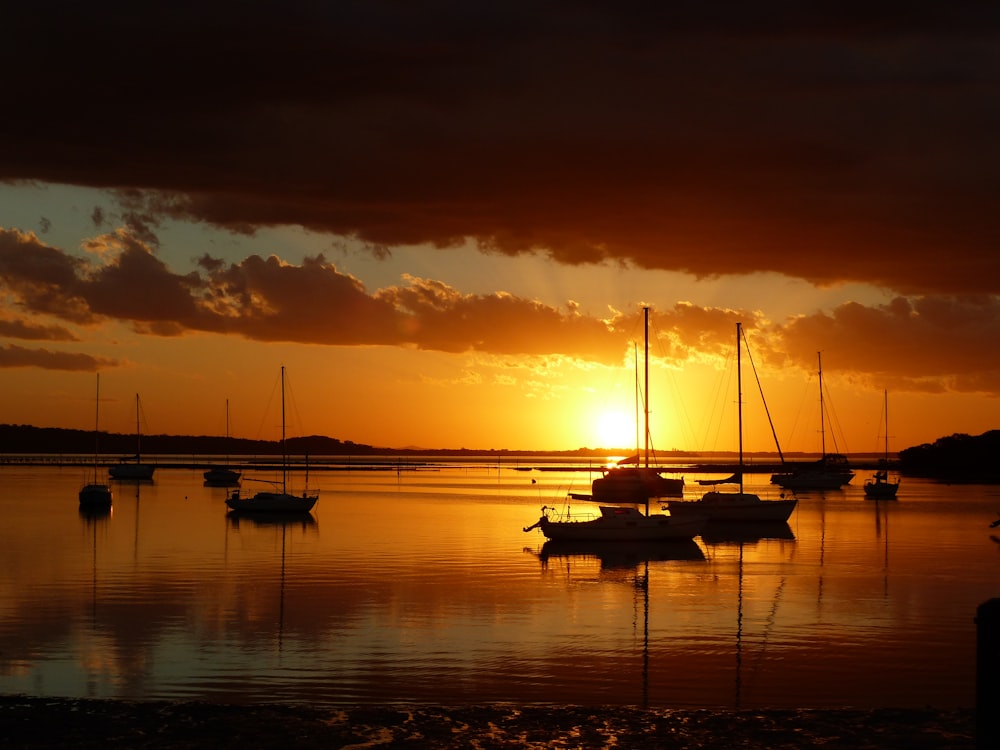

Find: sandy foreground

[0,696,980,749]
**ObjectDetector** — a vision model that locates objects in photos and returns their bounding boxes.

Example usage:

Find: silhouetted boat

[204,465,241,485]
[668,322,797,523]
[591,307,683,502]
[864,390,900,500]
[204,399,241,485]
[524,503,704,542]
[226,367,318,513]
[79,373,112,509]
[108,393,155,481]
[770,352,853,490]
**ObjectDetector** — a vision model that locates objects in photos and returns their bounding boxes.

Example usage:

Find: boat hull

[591,467,684,502]
[668,492,797,523]
[770,471,853,490]
[863,476,900,499]
[225,490,317,513]
[79,482,113,508]
[531,505,704,542]
[109,463,155,481]
[204,467,241,485]
[770,454,853,490]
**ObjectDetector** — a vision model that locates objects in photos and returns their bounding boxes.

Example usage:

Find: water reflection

[2,466,999,707]
[536,538,706,568]
[79,505,110,628]
[700,521,794,546]
[225,511,318,530]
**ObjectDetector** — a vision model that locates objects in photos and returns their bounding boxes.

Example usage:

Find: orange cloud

[4,226,1000,399]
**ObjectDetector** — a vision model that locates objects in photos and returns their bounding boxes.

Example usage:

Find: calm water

[1,460,998,709]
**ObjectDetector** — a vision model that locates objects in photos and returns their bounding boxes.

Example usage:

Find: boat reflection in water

[226,510,318,530]
[530,536,706,707]
[699,518,795,709]
[225,508,318,651]
[537,538,706,568]
[699,520,795,546]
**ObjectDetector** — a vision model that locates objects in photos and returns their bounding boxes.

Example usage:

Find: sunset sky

[2,3,1000,453]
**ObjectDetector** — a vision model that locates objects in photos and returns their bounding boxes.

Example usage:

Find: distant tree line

[0,424,377,457]
[0,424,621,459]
[899,430,1000,482]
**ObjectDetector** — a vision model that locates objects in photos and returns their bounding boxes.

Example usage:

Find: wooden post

[977,598,1000,749]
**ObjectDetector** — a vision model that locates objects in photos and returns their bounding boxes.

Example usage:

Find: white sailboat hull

[668,492,797,523]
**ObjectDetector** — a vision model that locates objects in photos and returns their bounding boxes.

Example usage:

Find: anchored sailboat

[226,367,318,513]
[204,399,241,485]
[668,322,797,523]
[590,307,684,502]
[79,373,113,508]
[524,309,701,542]
[108,393,155,481]
[770,352,853,490]
[864,390,900,500]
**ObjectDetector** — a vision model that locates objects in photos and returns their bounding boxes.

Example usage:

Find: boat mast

[817,352,826,458]
[94,374,101,477]
[883,389,889,461]
[280,366,287,495]
[634,343,640,462]
[643,306,649,471]
[643,306,650,516]
[134,393,141,462]
[737,322,744,494]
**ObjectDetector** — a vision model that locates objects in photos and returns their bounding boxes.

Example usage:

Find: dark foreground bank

[0,696,977,749]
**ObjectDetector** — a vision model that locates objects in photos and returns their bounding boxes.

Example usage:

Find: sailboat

[668,323,797,523]
[590,307,684,502]
[523,502,704,542]
[769,352,854,490]
[204,399,241,485]
[226,367,318,513]
[864,390,900,500]
[524,309,702,542]
[108,393,155,480]
[79,373,113,508]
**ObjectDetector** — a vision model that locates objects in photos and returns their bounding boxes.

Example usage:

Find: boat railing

[542,505,599,522]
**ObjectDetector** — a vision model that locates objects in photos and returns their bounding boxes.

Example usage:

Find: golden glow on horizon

[595,409,635,451]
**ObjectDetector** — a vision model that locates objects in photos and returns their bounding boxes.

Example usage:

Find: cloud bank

[4,227,1000,396]
[2,2,999,293]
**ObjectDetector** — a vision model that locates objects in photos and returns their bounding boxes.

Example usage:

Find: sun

[595,409,636,450]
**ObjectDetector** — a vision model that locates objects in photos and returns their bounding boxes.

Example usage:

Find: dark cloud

[0,318,77,342]
[2,2,998,293]
[0,229,97,323]
[0,227,627,358]
[775,297,1000,393]
[0,344,112,371]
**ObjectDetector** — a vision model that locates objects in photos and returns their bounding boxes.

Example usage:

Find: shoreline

[0,696,977,748]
